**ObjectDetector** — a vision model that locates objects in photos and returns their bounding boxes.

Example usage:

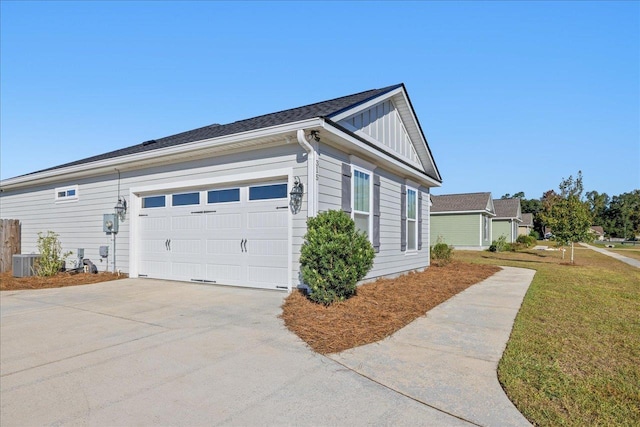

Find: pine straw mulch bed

[0,270,127,291]
[281,261,501,354]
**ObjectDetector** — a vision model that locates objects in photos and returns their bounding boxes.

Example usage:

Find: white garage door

[137,182,290,290]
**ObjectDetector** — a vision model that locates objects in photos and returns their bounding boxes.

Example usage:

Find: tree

[539,171,593,263]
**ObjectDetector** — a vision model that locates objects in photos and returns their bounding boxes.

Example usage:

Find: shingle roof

[520,213,533,227]
[493,198,521,219]
[431,192,493,213]
[28,84,404,176]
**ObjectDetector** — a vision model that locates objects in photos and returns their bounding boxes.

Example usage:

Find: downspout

[296,129,318,217]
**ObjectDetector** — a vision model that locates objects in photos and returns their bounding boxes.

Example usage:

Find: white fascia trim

[321,121,441,188]
[1,118,324,190]
[329,87,404,122]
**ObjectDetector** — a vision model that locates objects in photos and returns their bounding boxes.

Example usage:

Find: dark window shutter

[418,190,423,250]
[373,174,381,253]
[401,184,407,251]
[341,163,352,213]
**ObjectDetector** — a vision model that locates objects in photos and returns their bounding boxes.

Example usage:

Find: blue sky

[1,1,638,200]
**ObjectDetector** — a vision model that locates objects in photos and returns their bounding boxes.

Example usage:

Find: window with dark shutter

[341,163,352,213]
[418,190,423,250]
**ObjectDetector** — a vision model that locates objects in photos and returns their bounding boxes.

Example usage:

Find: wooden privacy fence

[0,219,21,273]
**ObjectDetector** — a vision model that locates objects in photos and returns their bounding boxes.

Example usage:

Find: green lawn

[456,247,640,426]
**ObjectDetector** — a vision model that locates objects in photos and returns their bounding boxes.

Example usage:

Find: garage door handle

[244,239,248,253]
[165,239,169,250]
[168,239,171,251]
[240,239,245,253]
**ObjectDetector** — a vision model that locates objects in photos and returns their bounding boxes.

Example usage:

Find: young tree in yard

[540,171,593,263]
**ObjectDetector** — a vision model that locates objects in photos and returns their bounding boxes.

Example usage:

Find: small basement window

[208,188,240,204]
[172,192,200,206]
[249,183,287,200]
[55,185,79,202]
[142,195,166,208]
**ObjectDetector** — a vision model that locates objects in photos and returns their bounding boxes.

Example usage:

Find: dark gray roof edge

[325,83,403,119]
[13,84,405,179]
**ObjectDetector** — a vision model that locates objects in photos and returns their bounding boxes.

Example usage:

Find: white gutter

[296,129,318,217]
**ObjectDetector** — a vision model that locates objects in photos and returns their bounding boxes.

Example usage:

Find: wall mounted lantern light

[289,176,304,214]
[114,197,127,221]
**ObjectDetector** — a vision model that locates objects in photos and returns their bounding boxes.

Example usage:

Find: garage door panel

[171,215,203,231]
[206,239,242,255]
[206,213,242,230]
[138,181,289,289]
[172,262,202,280]
[247,266,288,287]
[170,239,202,255]
[247,211,287,229]
[205,263,242,283]
[246,239,287,256]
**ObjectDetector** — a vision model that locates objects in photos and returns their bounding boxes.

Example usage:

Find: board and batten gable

[317,142,431,279]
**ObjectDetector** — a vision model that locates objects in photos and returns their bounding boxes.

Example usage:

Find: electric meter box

[99,246,109,258]
[103,214,119,233]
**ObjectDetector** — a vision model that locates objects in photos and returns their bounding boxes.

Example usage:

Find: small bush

[516,234,537,248]
[529,229,540,240]
[300,210,375,305]
[489,235,508,252]
[431,242,453,266]
[35,231,72,277]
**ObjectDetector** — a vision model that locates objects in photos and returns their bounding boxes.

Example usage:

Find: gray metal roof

[26,84,404,176]
[431,192,493,213]
[493,198,521,219]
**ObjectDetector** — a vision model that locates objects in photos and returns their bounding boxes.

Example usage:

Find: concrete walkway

[330,266,536,427]
[580,243,640,268]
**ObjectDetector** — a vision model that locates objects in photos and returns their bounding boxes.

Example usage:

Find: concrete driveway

[1,279,471,426]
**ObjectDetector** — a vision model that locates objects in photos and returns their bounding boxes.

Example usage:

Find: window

[54,185,79,202]
[208,188,240,204]
[353,169,371,236]
[407,188,417,250]
[142,195,166,208]
[483,216,489,240]
[249,183,287,200]
[172,192,200,206]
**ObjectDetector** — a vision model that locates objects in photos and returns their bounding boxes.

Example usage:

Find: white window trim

[406,186,418,252]
[54,185,79,203]
[351,165,373,241]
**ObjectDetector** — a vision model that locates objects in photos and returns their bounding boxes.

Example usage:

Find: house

[590,226,605,241]
[518,213,534,236]
[492,198,522,243]
[0,84,442,291]
[430,192,495,250]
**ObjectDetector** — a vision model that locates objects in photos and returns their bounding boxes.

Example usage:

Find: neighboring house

[0,84,442,291]
[590,226,605,241]
[493,198,522,243]
[518,213,534,236]
[430,192,495,250]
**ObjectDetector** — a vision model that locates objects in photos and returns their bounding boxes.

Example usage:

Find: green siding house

[430,192,495,250]
[492,198,522,243]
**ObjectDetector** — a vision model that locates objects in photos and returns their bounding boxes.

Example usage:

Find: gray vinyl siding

[430,213,484,248]
[0,143,308,286]
[317,143,430,280]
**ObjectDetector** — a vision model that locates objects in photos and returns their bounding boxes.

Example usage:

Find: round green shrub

[300,210,375,305]
[516,234,537,247]
[431,242,453,266]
